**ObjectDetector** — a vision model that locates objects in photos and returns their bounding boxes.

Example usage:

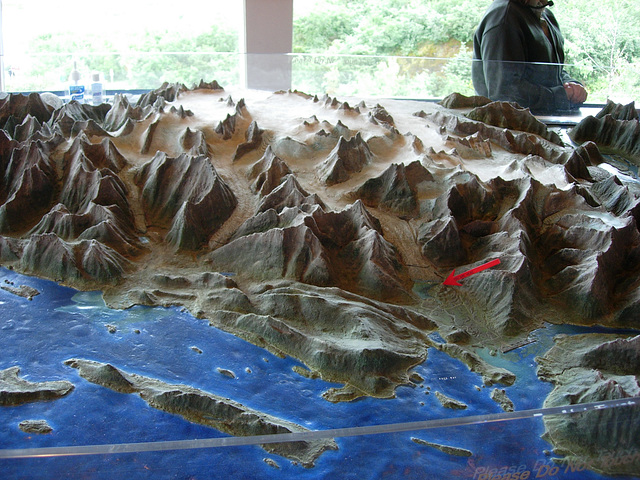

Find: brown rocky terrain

[0,84,639,471]
[65,358,338,467]
[537,334,640,476]
[1,84,639,384]
[0,366,74,406]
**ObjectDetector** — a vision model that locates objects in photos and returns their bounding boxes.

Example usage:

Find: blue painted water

[0,267,637,479]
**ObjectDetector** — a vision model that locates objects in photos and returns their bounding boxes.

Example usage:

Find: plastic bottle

[68,61,85,103]
[91,73,104,105]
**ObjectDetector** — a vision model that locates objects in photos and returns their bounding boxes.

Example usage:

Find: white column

[240,0,293,91]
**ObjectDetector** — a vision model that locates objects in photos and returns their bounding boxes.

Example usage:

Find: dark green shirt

[472,0,580,114]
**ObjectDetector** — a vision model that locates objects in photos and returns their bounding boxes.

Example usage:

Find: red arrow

[443,259,501,286]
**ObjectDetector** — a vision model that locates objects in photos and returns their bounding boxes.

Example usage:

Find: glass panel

[2,395,638,479]
[3,52,242,93]
[290,54,474,99]
[291,0,640,103]
[2,0,241,92]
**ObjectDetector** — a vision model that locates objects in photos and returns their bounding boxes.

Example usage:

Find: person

[472,0,588,114]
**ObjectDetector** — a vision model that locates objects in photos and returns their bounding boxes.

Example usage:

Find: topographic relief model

[0,82,639,475]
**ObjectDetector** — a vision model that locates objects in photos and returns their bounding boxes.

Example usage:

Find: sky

[1,0,243,56]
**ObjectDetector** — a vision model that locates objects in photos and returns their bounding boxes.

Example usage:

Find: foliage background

[4,0,640,103]
[291,0,640,102]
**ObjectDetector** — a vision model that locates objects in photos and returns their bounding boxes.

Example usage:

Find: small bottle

[91,73,104,105]
[68,61,85,103]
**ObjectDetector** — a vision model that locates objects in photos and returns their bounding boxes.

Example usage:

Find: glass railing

[2,52,639,106]
[2,400,639,479]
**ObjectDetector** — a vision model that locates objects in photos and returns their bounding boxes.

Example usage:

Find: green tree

[292,0,640,102]
[293,9,355,53]
[293,0,487,56]
[25,33,128,90]
[126,27,238,88]
[22,24,238,92]
[292,0,483,97]
[555,0,640,102]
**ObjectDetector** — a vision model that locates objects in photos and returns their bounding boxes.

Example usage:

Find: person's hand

[564,82,588,104]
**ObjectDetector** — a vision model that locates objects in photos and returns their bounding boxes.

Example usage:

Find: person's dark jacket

[472,0,580,114]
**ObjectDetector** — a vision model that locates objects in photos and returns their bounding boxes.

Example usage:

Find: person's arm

[563,82,588,104]
[551,12,588,106]
[560,66,587,104]
[561,67,588,105]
